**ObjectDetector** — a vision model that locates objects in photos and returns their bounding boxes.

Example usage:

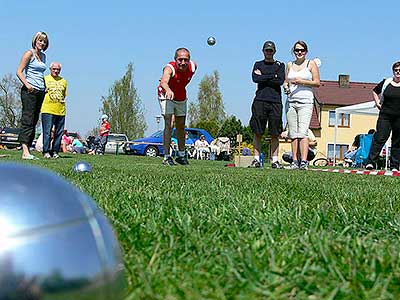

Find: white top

[287,61,314,103]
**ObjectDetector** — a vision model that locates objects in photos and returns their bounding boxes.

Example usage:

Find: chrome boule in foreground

[0,163,125,300]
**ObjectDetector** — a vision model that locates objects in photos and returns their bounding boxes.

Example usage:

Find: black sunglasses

[294,49,306,53]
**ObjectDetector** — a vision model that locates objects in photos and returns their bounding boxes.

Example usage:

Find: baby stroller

[86,135,107,155]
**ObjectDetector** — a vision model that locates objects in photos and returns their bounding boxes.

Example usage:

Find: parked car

[125,128,214,157]
[105,133,129,154]
[0,127,21,149]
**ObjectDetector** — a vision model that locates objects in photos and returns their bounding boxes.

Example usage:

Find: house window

[329,111,350,127]
[327,144,349,159]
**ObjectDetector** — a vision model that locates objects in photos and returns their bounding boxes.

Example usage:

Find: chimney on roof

[338,74,350,88]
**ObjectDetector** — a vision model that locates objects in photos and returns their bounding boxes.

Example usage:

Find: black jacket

[252,60,285,103]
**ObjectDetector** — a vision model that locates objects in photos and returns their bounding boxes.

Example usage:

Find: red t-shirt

[100,120,110,137]
[157,61,197,101]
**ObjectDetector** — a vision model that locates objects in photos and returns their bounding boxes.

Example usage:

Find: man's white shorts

[159,98,187,117]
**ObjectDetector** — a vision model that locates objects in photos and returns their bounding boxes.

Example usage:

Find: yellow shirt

[41,75,68,116]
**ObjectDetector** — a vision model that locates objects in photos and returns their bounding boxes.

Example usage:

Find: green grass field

[1,149,400,300]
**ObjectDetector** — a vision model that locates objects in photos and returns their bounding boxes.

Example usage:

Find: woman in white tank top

[283,41,320,169]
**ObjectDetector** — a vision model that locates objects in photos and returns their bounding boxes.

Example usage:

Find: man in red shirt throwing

[158,48,197,165]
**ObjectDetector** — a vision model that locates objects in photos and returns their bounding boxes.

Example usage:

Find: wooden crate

[234,156,255,168]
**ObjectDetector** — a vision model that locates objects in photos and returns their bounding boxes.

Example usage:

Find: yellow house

[279,75,378,162]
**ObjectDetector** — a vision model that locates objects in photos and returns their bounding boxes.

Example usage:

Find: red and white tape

[310,168,400,177]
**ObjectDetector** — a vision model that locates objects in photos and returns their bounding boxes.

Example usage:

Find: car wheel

[145,146,159,157]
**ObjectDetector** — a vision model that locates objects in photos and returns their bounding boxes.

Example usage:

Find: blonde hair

[32,31,49,51]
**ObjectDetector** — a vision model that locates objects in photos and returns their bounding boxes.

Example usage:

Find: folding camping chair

[354,134,373,168]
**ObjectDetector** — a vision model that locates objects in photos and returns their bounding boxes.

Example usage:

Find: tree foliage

[101,63,146,139]
[188,70,226,127]
[195,120,220,138]
[0,74,22,128]
[218,116,243,141]
[218,116,269,154]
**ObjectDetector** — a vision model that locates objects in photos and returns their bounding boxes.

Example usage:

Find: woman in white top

[284,41,320,169]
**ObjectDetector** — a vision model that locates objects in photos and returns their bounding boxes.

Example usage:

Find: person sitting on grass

[68,136,85,154]
[343,134,361,166]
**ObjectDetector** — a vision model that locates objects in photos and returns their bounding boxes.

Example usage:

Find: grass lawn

[1,149,400,300]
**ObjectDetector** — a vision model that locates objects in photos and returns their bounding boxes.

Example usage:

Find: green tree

[101,63,146,139]
[0,74,21,128]
[85,126,99,138]
[218,115,243,144]
[188,70,226,127]
[195,119,220,138]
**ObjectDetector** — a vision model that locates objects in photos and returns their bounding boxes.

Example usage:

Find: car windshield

[150,130,163,138]
[2,128,20,134]
[109,136,127,142]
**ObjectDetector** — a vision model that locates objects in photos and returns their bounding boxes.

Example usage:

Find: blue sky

[1,0,398,137]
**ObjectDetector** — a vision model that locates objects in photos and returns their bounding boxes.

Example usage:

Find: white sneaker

[365,163,374,170]
[43,153,51,159]
[299,160,309,170]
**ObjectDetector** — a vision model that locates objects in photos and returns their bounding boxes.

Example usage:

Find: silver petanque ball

[207,36,216,46]
[0,163,126,300]
[73,161,92,173]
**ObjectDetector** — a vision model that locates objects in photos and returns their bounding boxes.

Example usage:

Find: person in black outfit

[249,41,285,168]
[366,61,400,171]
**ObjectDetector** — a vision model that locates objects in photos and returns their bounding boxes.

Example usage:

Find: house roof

[309,79,377,130]
[314,80,377,106]
[310,104,321,129]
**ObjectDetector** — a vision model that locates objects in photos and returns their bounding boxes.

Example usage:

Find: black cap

[263,41,276,51]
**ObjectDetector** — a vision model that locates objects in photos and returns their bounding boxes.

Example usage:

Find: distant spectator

[242,147,252,156]
[194,135,210,159]
[35,132,44,153]
[170,137,178,157]
[344,134,361,165]
[61,129,71,153]
[367,128,376,135]
[88,114,110,155]
[69,136,85,154]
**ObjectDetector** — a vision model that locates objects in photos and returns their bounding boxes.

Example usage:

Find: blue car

[126,128,214,157]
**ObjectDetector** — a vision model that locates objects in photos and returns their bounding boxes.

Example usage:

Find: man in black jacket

[249,40,285,168]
